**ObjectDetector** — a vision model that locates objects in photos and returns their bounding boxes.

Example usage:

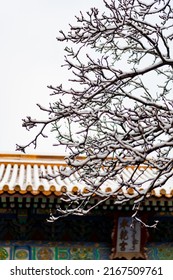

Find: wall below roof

[0,207,173,260]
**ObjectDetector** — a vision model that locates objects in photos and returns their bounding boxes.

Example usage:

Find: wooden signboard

[111,216,148,259]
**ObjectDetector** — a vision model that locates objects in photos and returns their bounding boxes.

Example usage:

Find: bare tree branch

[17,0,173,222]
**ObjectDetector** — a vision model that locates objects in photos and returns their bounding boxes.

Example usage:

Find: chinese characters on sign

[117,217,141,253]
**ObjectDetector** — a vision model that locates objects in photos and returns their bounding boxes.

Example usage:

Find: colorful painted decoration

[36,247,55,260]
[70,247,96,260]
[0,241,173,260]
[147,243,173,260]
[0,247,10,260]
[14,248,29,260]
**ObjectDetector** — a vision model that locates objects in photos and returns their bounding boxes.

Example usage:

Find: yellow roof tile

[0,153,173,198]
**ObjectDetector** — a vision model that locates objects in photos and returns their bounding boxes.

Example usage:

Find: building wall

[0,207,173,260]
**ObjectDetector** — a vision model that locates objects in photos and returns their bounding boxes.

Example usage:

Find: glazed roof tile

[0,153,173,198]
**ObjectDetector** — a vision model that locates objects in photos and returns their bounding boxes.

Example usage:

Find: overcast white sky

[0,0,104,155]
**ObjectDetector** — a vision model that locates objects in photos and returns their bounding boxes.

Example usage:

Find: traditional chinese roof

[0,153,173,198]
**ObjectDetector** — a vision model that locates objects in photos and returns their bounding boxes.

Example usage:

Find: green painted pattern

[0,242,173,260]
[0,247,9,260]
[147,243,173,260]
[0,242,111,260]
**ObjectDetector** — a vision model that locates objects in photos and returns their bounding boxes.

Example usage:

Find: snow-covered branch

[17,0,173,220]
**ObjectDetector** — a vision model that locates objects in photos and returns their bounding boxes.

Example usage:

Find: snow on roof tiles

[0,153,173,198]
